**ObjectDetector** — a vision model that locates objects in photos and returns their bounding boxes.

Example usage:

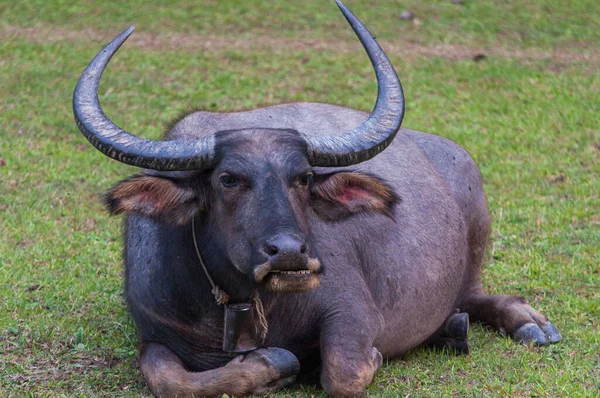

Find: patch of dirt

[74,143,89,152]
[3,25,599,68]
[4,353,124,386]
[2,335,129,391]
[27,284,41,292]
[16,238,33,248]
[549,174,567,184]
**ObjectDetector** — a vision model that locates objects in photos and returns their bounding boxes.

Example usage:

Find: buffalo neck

[192,215,256,304]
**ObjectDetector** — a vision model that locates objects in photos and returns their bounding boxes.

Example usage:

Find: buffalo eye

[299,172,314,187]
[219,173,240,188]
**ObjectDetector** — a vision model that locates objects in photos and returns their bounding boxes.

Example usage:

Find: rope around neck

[192,217,230,306]
[191,218,268,342]
[253,293,268,342]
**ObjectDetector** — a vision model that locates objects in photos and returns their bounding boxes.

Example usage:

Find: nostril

[265,244,279,256]
[264,234,307,258]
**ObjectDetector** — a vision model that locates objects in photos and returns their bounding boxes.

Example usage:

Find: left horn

[73,26,216,171]
[302,0,405,167]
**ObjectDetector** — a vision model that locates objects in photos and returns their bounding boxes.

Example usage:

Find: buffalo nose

[264,234,307,266]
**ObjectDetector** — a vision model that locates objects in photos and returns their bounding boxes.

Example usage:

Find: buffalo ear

[103,174,207,225]
[310,171,398,221]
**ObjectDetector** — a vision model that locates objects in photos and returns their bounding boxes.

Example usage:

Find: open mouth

[255,258,322,292]
[264,270,320,292]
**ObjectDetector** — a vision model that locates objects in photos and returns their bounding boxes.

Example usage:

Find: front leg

[319,310,384,397]
[140,342,299,397]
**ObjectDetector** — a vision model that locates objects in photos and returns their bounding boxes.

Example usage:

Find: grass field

[1,0,598,396]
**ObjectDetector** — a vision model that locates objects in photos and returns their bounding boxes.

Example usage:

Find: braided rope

[253,293,269,343]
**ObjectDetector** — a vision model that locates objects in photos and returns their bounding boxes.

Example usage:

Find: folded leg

[460,293,561,345]
[140,342,299,397]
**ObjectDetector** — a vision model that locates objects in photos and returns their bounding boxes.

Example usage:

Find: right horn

[302,0,405,167]
[73,27,217,171]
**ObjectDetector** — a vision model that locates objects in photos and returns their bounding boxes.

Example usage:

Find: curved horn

[73,27,215,171]
[303,0,405,167]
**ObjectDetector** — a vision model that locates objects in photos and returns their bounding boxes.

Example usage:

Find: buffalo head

[73,1,404,293]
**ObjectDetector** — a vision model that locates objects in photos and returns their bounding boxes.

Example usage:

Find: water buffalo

[73,1,561,396]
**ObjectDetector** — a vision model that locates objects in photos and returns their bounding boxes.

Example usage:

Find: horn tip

[118,26,135,41]
[336,1,359,28]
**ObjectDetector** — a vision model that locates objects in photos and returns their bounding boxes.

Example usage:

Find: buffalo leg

[318,314,383,397]
[459,293,562,345]
[424,311,469,354]
[140,342,299,397]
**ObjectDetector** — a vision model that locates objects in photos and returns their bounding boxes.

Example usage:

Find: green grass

[1,0,599,396]
[2,0,600,49]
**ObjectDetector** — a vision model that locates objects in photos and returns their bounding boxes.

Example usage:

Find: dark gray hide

[73,2,561,397]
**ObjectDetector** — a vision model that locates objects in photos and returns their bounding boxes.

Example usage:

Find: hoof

[424,312,470,355]
[242,348,300,395]
[450,338,469,355]
[444,312,469,339]
[513,321,562,346]
[512,323,548,345]
[253,347,300,379]
[541,321,562,343]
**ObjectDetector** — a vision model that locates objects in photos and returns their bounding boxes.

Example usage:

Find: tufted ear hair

[310,171,399,221]
[103,171,209,225]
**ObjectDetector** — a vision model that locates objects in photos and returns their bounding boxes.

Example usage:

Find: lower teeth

[279,270,310,275]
